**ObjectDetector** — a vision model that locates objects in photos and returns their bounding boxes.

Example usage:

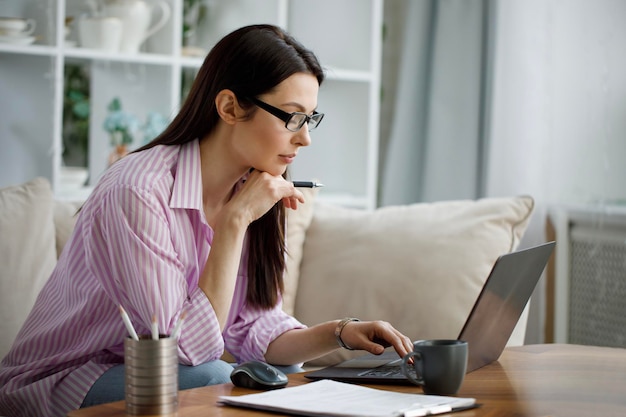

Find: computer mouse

[230,360,288,390]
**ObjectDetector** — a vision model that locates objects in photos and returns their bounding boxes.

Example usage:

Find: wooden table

[68,344,626,416]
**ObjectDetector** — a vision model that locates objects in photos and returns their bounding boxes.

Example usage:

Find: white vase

[103,0,171,54]
[78,16,122,52]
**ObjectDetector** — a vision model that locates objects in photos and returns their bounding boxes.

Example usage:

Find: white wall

[486,0,626,343]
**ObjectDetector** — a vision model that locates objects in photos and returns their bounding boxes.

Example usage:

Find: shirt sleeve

[223,295,306,364]
[83,183,224,365]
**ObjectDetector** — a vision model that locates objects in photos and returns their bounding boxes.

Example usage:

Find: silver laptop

[306,241,556,384]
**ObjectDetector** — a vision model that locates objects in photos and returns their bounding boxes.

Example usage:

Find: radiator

[550,206,626,347]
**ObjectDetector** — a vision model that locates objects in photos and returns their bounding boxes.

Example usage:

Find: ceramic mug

[0,17,36,37]
[78,17,122,52]
[401,339,468,395]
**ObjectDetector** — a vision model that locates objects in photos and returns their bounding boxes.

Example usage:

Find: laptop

[306,241,556,384]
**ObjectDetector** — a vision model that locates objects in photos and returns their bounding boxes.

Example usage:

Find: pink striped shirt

[0,140,304,416]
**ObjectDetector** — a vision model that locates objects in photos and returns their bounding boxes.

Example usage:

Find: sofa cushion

[0,178,57,359]
[295,196,534,366]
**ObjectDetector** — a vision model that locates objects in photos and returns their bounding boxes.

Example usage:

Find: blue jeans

[81,360,303,407]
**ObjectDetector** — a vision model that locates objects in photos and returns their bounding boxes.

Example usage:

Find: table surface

[68,343,626,417]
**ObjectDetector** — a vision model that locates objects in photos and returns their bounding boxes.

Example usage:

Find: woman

[0,24,412,416]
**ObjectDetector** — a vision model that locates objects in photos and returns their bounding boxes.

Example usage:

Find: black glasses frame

[247,96,324,132]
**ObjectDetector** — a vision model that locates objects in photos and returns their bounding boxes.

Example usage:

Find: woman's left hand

[339,320,414,359]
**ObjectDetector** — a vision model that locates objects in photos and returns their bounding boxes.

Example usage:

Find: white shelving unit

[0,0,382,209]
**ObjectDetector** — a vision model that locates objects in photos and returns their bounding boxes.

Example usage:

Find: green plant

[62,64,90,167]
[142,111,169,144]
[103,97,169,147]
[103,97,140,146]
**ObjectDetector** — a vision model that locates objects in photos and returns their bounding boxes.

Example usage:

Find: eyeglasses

[248,96,324,132]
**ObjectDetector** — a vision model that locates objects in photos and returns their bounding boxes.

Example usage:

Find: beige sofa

[0,178,535,366]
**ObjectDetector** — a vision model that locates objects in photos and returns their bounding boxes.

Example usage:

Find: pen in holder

[124,335,178,415]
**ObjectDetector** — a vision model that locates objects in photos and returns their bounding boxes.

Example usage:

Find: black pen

[293,181,325,188]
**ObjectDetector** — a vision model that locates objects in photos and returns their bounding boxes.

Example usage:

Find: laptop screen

[459,241,555,372]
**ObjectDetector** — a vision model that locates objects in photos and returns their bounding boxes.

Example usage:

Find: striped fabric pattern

[0,140,304,416]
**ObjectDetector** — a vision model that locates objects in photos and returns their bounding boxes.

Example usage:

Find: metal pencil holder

[124,335,178,415]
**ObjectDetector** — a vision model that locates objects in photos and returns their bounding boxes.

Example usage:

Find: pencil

[151,315,159,341]
[119,306,139,341]
[171,311,187,339]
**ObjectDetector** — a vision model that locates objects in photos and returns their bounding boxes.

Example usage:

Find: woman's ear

[215,89,244,125]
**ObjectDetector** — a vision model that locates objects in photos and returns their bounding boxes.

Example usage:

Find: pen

[293,181,324,188]
[151,315,159,341]
[119,306,139,341]
[402,402,480,417]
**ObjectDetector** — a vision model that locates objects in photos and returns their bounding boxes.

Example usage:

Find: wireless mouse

[230,360,288,390]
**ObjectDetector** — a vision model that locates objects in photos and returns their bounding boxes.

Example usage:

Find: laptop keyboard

[357,359,414,378]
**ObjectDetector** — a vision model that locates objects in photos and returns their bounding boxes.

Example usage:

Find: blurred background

[1,0,624,347]
[378,0,626,346]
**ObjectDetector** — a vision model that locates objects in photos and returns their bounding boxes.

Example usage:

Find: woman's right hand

[223,169,305,226]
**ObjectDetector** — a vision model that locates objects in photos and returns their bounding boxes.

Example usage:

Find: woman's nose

[293,126,312,147]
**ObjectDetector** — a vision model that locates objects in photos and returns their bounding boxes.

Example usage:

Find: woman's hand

[224,169,305,226]
[265,319,413,366]
[339,320,414,359]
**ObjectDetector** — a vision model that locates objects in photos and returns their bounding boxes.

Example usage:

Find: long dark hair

[135,25,325,309]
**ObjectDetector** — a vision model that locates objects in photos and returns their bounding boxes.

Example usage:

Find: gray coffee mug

[401,339,468,395]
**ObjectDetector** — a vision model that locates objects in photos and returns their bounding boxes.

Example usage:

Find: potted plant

[103,97,140,165]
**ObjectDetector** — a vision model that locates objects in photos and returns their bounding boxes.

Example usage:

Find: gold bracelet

[335,317,360,350]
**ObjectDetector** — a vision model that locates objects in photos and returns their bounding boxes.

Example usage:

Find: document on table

[218,379,477,417]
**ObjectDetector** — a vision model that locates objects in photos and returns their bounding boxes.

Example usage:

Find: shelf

[0,0,382,210]
[180,56,204,69]
[62,48,176,66]
[0,48,373,81]
[179,58,374,83]
[0,43,56,56]
[0,44,177,66]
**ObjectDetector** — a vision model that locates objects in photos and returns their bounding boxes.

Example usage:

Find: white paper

[218,379,476,417]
